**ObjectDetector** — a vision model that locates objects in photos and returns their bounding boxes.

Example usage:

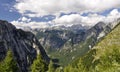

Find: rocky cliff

[31,19,120,65]
[33,20,119,49]
[0,20,49,72]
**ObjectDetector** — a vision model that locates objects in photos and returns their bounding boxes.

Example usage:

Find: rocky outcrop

[19,19,120,66]
[84,19,120,47]
[0,20,49,72]
[35,29,73,49]
[33,19,120,50]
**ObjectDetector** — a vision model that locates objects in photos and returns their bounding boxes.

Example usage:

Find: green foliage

[0,50,18,72]
[64,65,78,72]
[61,24,120,72]
[48,60,55,72]
[31,54,48,72]
[55,67,63,72]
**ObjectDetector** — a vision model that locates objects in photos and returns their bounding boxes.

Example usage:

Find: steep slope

[0,20,49,72]
[31,19,120,66]
[71,22,120,71]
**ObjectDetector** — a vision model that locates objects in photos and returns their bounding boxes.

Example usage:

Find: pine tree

[31,54,48,72]
[48,60,55,72]
[55,67,63,72]
[0,50,18,72]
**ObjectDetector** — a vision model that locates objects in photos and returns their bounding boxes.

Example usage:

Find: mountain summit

[31,19,120,65]
[0,20,49,72]
[68,20,120,72]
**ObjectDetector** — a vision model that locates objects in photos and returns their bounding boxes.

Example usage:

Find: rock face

[33,28,87,49]
[37,30,73,49]
[0,20,49,72]
[33,21,117,49]
[30,19,120,65]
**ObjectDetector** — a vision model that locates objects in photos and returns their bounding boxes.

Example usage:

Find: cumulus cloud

[18,17,31,22]
[11,17,51,29]
[11,0,120,29]
[11,9,120,29]
[53,9,120,27]
[106,9,120,22]
[54,13,106,26]
[13,0,120,17]
[12,20,51,29]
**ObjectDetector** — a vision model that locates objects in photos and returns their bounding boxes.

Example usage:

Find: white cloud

[53,9,120,27]
[19,17,31,22]
[106,9,120,22]
[109,9,120,16]
[13,0,120,17]
[11,20,51,29]
[54,14,82,25]
[53,13,105,26]
[11,9,120,29]
[12,0,120,28]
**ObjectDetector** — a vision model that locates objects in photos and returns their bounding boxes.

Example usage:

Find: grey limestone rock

[0,20,49,72]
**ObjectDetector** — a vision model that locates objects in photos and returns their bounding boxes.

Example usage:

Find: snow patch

[97,32,105,39]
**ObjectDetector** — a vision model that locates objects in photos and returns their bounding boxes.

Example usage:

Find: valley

[30,19,120,66]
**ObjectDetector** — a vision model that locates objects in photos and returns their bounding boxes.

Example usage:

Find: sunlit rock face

[0,20,49,72]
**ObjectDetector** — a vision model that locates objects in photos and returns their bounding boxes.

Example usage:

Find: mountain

[69,20,120,72]
[33,21,118,50]
[0,20,49,72]
[32,25,89,49]
[30,19,120,65]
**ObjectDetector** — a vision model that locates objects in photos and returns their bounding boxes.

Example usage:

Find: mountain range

[0,18,120,71]
[65,19,120,72]
[26,18,120,65]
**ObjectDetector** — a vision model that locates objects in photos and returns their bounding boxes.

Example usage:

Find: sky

[0,0,120,29]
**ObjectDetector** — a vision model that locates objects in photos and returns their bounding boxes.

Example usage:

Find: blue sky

[0,0,120,28]
[0,0,53,22]
[0,0,20,21]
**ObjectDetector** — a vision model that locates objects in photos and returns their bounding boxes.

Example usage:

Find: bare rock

[0,20,49,72]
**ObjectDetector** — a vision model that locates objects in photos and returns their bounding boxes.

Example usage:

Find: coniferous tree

[55,67,63,72]
[0,50,18,72]
[48,60,55,72]
[31,54,48,72]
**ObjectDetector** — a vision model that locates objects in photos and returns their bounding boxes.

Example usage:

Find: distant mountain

[14,18,120,65]
[31,24,90,49]
[31,19,120,65]
[0,20,49,72]
[31,21,117,49]
[70,20,120,72]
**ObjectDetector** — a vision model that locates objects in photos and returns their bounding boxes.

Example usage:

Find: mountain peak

[0,20,49,72]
